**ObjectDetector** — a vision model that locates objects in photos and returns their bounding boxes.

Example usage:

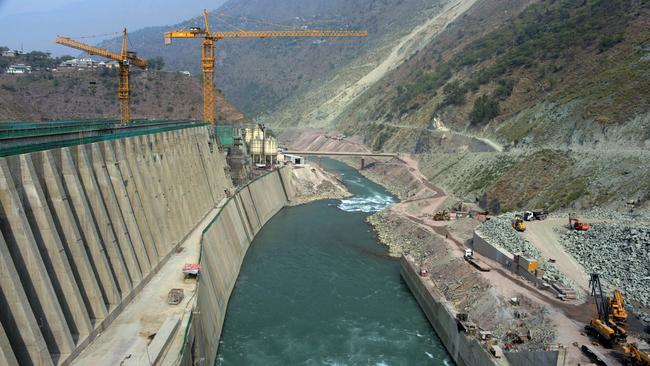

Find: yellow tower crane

[56,29,147,124]
[164,10,367,125]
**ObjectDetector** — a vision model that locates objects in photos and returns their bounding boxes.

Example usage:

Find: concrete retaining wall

[0,125,231,365]
[400,256,500,366]
[472,231,515,269]
[180,168,293,366]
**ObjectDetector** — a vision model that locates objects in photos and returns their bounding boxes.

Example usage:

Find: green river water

[216,159,451,365]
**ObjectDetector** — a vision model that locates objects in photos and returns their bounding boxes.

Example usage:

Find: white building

[283,154,306,165]
[59,58,98,69]
[6,64,32,74]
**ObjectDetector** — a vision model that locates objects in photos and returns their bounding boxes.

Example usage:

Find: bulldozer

[585,273,627,347]
[569,213,590,231]
[512,216,526,232]
[624,343,650,366]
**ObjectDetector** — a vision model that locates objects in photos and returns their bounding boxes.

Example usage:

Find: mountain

[0,0,226,55]
[262,0,650,211]
[96,0,441,115]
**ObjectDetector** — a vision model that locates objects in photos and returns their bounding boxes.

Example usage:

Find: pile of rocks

[558,223,650,307]
[477,215,572,287]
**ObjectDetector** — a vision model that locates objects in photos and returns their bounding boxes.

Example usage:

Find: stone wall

[0,125,231,365]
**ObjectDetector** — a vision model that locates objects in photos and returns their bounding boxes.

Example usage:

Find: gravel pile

[558,224,650,308]
[477,214,572,287]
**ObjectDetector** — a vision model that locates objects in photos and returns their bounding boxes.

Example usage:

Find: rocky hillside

[0,70,245,122]
[274,0,650,212]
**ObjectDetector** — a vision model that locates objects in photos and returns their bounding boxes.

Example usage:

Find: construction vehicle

[569,213,590,231]
[433,210,450,221]
[585,273,627,347]
[608,289,628,323]
[164,10,367,125]
[523,210,548,221]
[624,343,650,366]
[512,216,526,232]
[56,29,147,124]
[464,249,491,271]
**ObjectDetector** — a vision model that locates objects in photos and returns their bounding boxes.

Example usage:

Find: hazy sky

[0,0,226,55]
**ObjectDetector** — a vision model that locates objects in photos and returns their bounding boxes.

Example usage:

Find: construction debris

[476,214,572,287]
[558,223,650,308]
[167,289,184,305]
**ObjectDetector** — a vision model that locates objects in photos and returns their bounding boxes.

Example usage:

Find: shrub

[599,33,624,52]
[470,95,500,126]
[494,79,515,100]
[441,81,467,107]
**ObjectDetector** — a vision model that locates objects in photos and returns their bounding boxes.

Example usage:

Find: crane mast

[164,9,368,125]
[56,29,147,124]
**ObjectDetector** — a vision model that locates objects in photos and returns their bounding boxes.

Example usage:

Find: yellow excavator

[585,274,627,347]
[624,343,650,366]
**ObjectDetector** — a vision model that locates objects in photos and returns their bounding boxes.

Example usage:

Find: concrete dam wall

[180,167,295,366]
[0,125,232,365]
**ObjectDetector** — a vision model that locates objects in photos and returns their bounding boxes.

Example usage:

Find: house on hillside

[1,50,17,57]
[59,58,97,70]
[6,64,32,74]
[105,60,120,69]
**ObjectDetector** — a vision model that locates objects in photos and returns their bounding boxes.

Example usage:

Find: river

[216,159,451,365]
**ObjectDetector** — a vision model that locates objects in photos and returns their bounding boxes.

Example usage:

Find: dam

[0,121,447,365]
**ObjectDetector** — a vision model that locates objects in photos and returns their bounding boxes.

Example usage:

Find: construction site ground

[283,129,650,365]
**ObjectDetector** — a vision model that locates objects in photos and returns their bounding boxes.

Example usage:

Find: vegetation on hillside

[385,0,650,129]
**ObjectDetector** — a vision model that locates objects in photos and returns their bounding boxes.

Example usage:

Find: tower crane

[164,10,368,125]
[56,29,147,124]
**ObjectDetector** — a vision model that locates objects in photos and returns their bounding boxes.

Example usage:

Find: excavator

[585,273,627,347]
[624,343,650,366]
[569,213,590,231]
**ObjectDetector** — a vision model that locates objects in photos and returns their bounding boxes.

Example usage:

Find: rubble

[476,214,574,288]
[557,223,650,308]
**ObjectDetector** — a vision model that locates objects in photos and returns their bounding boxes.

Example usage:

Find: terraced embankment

[0,124,234,365]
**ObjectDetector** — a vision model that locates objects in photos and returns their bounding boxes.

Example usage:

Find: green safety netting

[0,119,209,157]
[215,125,234,147]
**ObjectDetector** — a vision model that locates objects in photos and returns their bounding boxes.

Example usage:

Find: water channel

[216,159,451,365]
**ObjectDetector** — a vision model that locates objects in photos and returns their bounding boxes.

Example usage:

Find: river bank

[285,163,351,206]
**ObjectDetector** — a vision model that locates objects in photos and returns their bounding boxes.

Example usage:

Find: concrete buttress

[0,158,75,356]
[16,154,93,339]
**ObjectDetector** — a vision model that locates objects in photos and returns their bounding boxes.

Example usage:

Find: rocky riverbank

[287,164,352,206]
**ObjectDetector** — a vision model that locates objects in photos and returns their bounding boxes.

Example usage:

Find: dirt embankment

[286,163,351,206]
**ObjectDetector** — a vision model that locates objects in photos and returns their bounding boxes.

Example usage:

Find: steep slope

[341,0,650,149]
[276,0,650,211]
[96,0,440,116]
[0,71,245,122]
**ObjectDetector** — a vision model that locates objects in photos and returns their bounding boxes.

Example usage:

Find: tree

[469,95,500,126]
[441,80,467,107]
[147,56,165,71]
